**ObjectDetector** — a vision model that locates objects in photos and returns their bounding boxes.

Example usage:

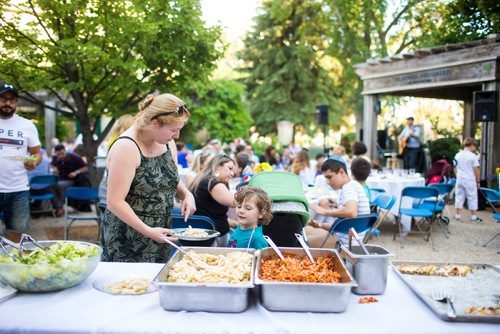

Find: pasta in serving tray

[167,251,253,284]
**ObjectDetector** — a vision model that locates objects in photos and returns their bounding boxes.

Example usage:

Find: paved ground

[4,205,500,265]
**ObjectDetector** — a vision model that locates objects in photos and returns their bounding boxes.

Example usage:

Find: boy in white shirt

[306,157,370,246]
[454,137,481,223]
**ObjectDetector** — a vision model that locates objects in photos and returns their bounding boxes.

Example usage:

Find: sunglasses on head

[152,104,188,120]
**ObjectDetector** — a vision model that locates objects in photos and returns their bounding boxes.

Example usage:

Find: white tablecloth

[367,175,426,233]
[0,262,498,334]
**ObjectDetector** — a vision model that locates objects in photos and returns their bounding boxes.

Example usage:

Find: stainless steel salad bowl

[0,240,102,292]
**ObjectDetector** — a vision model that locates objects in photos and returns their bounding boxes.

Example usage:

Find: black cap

[0,83,19,97]
[406,116,414,121]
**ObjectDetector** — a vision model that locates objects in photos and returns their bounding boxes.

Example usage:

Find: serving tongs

[0,234,45,260]
[348,228,370,255]
[162,236,213,271]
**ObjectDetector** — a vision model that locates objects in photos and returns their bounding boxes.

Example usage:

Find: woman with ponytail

[101,93,196,262]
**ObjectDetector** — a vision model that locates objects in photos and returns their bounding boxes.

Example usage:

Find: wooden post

[481,82,499,182]
[463,99,473,139]
[362,95,378,161]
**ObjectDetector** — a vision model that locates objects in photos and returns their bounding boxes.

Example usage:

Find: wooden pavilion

[355,34,500,180]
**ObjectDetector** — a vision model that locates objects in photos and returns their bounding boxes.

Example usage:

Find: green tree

[0,0,222,169]
[425,0,500,46]
[238,0,340,135]
[185,79,252,145]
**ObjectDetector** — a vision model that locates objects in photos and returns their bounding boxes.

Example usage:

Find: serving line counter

[0,262,497,334]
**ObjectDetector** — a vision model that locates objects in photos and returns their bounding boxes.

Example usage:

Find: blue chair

[320,213,378,247]
[29,174,59,219]
[370,188,386,199]
[480,188,500,213]
[394,186,439,247]
[413,183,454,238]
[364,194,396,243]
[171,213,217,230]
[483,213,500,248]
[171,212,218,247]
[64,187,101,240]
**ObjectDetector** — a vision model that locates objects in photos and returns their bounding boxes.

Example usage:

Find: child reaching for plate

[227,186,273,250]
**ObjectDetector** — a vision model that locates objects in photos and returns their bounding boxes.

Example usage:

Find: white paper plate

[171,228,220,241]
[92,278,158,295]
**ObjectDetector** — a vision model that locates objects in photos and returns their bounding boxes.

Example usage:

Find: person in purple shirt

[51,143,88,210]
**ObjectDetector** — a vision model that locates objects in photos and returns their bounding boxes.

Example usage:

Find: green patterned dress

[101,136,178,263]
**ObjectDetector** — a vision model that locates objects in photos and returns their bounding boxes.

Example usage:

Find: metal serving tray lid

[153,246,255,288]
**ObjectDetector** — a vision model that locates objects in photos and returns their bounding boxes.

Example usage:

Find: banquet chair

[320,213,377,247]
[364,194,396,243]
[413,183,454,238]
[480,188,500,213]
[483,213,500,248]
[394,186,439,248]
[370,188,386,198]
[171,212,217,230]
[29,174,59,220]
[64,187,101,240]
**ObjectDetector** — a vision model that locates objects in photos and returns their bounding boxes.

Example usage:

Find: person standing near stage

[398,116,421,171]
[0,83,42,233]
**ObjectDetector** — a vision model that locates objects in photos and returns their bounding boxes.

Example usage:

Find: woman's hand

[145,227,178,243]
[180,191,196,221]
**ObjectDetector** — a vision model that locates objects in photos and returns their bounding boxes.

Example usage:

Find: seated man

[305,157,370,247]
[51,144,89,210]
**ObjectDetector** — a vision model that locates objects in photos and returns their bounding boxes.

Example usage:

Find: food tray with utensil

[255,247,357,313]
[153,247,255,313]
[392,261,500,323]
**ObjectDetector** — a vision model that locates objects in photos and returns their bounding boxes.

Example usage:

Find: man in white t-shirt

[454,137,482,223]
[305,157,370,246]
[0,83,42,232]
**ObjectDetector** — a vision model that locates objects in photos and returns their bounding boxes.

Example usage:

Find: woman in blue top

[228,186,273,250]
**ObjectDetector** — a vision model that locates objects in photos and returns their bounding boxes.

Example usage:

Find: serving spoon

[295,233,315,263]
[162,236,211,270]
[263,235,284,260]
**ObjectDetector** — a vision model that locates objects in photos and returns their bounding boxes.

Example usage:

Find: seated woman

[291,150,315,186]
[184,151,213,188]
[189,154,236,246]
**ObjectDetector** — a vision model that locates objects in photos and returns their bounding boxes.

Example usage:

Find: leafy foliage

[238,0,340,135]
[184,79,252,145]
[0,0,223,161]
[429,138,461,165]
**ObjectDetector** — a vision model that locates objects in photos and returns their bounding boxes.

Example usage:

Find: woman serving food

[101,93,196,263]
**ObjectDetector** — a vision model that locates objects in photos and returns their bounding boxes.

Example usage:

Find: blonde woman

[107,114,135,148]
[291,150,315,186]
[184,151,213,187]
[102,93,196,263]
[189,154,236,246]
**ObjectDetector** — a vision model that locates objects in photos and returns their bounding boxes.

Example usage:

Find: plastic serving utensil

[162,236,210,270]
[294,233,315,263]
[263,235,284,260]
[348,228,370,255]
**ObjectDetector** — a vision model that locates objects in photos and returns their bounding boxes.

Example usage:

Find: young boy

[227,186,273,249]
[454,137,482,223]
[350,157,372,203]
[306,157,371,246]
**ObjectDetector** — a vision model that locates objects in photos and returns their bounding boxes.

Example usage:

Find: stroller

[426,159,451,185]
[249,171,309,247]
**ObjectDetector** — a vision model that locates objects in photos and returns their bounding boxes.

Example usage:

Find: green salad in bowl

[0,241,102,292]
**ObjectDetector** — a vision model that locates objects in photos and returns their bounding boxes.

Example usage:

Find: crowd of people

[0,82,487,263]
